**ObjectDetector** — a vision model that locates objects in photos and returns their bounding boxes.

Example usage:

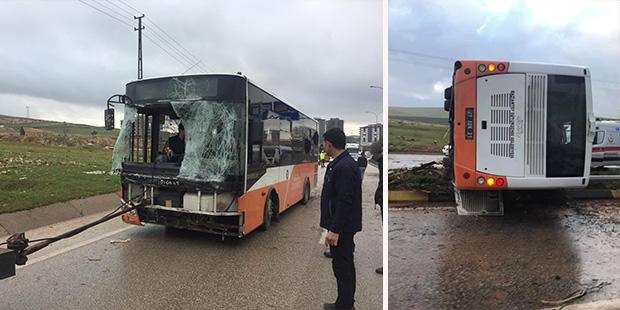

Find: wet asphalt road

[0,166,382,310]
[389,195,620,310]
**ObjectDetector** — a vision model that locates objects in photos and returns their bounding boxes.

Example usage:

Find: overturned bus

[107,74,319,238]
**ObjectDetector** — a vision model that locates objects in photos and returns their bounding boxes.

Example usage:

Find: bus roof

[126,73,243,85]
[126,73,317,125]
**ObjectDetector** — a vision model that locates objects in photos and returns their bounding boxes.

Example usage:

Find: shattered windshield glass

[111,105,137,175]
[171,101,245,183]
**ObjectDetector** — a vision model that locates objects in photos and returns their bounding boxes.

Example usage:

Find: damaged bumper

[134,205,244,238]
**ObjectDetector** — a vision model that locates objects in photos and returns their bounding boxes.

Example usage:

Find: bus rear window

[546,75,586,177]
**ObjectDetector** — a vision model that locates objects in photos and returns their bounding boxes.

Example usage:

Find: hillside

[0,114,118,147]
[388,107,448,125]
[388,107,449,153]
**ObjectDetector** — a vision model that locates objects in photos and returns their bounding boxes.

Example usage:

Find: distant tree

[19,126,25,136]
[368,139,382,157]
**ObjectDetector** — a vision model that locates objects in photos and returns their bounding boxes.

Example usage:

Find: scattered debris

[541,281,612,307]
[388,160,452,195]
[87,257,101,261]
[84,171,107,175]
[109,239,130,244]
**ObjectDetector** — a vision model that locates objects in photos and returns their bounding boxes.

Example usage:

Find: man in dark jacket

[166,123,185,163]
[320,128,362,310]
[357,153,368,183]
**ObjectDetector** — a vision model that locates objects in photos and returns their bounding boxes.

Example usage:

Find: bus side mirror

[444,86,452,112]
[249,120,264,144]
[105,108,115,130]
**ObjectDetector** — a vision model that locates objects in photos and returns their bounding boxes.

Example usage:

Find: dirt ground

[389,197,620,310]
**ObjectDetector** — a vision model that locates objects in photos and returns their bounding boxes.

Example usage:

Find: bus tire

[261,195,274,231]
[302,178,311,205]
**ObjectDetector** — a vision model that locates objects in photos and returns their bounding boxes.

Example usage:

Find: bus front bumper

[134,205,244,238]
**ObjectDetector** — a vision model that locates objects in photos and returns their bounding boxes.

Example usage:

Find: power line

[77,0,197,72]
[94,0,196,72]
[115,0,141,15]
[77,0,133,28]
[392,48,620,85]
[390,57,450,69]
[389,48,455,62]
[104,0,135,18]
[116,0,211,72]
[142,21,197,68]
[146,18,212,72]
[143,34,193,69]
[109,0,203,72]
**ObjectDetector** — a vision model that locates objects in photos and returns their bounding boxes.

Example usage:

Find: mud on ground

[389,198,620,310]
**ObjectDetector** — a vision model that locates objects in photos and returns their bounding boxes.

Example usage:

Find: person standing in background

[374,151,383,274]
[320,128,362,310]
[357,152,368,183]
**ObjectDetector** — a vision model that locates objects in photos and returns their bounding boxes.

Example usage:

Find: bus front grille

[525,74,546,176]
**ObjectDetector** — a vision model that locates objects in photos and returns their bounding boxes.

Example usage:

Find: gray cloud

[0,0,382,133]
[389,0,620,118]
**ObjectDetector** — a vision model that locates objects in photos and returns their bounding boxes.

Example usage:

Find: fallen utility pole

[0,197,145,280]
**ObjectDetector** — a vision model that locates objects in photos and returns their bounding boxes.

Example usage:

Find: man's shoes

[323,250,332,258]
[323,303,355,310]
[375,267,383,274]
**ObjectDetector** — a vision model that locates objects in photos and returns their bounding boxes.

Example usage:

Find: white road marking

[17,225,136,269]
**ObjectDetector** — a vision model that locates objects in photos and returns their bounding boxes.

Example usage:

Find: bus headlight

[478,64,486,72]
[486,178,495,186]
[496,178,505,187]
[477,177,485,185]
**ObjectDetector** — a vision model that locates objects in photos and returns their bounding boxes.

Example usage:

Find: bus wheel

[302,179,311,205]
[261,197,274,231]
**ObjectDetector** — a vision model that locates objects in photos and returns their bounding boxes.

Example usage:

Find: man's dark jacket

[357,156,368,168]
[320,152,362,233]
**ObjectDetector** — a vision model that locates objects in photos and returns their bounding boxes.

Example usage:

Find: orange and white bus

[108,74,319,237]
[444,60,595,214]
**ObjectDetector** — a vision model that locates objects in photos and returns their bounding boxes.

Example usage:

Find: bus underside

[446,61,593,215]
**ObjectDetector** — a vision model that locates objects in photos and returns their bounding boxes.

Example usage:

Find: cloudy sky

[0,0,382,135]
[389,0,620,118]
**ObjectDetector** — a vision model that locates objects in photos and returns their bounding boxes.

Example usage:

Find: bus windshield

[112,75,246,187]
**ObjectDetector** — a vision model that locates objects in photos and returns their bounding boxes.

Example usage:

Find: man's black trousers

[330,232,356,308]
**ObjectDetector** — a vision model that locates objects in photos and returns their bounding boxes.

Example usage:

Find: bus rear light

[496,178,505,187]
[488,64,496,72]
[478,64,486,72]
[497,63,506,71]
[486,178,495,186]
[477,177,485,185]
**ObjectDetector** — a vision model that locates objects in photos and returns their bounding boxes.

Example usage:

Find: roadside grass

[0,141,119,214]
[389,119,449,153]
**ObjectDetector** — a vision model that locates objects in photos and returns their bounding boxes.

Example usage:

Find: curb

[566,189,620,200]
[388,190,454,203]
[389,189,620,203]
[0,192,120,236]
